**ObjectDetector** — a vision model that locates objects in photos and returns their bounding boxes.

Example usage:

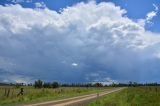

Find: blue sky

[0,0,160,84]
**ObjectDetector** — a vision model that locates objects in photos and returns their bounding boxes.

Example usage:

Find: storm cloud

[0,1,160,83]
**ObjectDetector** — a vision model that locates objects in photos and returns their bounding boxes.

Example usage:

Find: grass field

[86,86,160,106]
[0,86,114,106]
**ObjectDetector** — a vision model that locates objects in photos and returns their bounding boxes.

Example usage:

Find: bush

[34,80,43,88]
[52,82,59,88]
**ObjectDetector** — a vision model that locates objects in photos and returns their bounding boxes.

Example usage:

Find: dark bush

[52,82,59,88]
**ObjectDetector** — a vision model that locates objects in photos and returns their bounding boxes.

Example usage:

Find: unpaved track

[24,87,125,106]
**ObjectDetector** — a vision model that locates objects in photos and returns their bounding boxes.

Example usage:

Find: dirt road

[24,87,125,106]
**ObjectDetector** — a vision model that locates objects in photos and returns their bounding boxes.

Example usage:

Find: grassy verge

[0,86,114,106]
[86,86,160,106]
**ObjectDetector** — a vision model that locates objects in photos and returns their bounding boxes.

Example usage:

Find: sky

[0,0,160,84]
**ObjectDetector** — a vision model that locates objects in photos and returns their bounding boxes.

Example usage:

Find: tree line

[34,80,160,88]
[0,81,160,88]
[34,80,59,88]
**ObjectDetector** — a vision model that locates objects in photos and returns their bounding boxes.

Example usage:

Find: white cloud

[92,78,118,85]
[2,75,34,84]
[153,4,159,11]
[87,73,118,85]
[0,2,160,83]
[72,63,78,66]
[146,11,157,23]
[146,4,159,24]
[35,2,46,9]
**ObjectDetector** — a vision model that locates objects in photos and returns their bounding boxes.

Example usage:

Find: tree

[93,83,103,87]
[34,80,43,88]
[43,82,52,88]
[51,82,59,88]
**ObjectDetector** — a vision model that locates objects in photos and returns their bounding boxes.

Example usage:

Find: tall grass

[0,86,113,106]
[86,86,160,106]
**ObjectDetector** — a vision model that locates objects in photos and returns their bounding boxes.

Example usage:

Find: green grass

[86,86,160,106]
[0,86,114,106]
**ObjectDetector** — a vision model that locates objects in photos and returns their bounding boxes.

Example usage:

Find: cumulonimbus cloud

[0,1,160,83]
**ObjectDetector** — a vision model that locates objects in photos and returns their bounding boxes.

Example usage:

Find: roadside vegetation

[1,80,160,106]
[86,86,160,106]
[0,80,113,106]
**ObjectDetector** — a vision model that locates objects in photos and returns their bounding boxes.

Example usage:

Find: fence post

[11,88,14,97]
[6,88,10,97]
[4,88,7,96]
